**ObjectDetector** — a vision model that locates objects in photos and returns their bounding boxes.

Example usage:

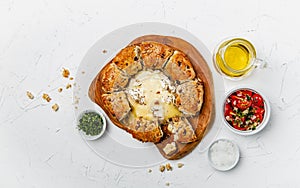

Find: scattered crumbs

[66,83,72,89]
[52,103,59,112]
[75,106,78,110]
[159,165,165,172]
[74,96,80,105]
[58,88,63,92]
[148,169,152,173]
[81,71,85,74]
[177,163,184,168]
[69,77,74,80]
[62,68,70,78]
[26,91,34,99]
[102,49,107,54]
[42,93,51,102]
[165,182,170,186]
[165,163,172,171]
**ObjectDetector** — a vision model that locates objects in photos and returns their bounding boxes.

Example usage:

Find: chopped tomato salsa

[224,89,265,131]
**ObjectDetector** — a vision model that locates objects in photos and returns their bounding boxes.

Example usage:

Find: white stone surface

[1,0,300,187]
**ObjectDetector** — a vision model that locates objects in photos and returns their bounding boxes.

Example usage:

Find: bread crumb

[177,163,184,168]
[52,103,59,112]
[102,49,107,54]
[159,165,165,172]
[42,93,51,102]
[81,71,85,74]
[148,169,152,173]
[69,77,74,80]
[58,88,63,92]
[66,83,72,89]
[165,182,170,186]
[62,68,70,78]
[165,163,172,171]
[26,91,34,99]
[74,96,80,105]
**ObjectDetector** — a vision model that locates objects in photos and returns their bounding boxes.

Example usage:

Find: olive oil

[224,44,250,70]
[214,38,256,78]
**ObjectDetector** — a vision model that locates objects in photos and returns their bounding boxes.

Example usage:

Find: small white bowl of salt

[207,138,240,171]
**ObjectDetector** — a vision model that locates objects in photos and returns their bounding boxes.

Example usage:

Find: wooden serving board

[89,35,215,160]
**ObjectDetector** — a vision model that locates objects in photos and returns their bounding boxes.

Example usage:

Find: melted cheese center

[127,70,181,120]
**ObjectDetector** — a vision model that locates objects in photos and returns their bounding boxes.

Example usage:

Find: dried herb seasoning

[78,111,103,136]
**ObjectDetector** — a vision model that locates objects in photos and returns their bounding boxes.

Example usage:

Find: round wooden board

[89,35,215,160]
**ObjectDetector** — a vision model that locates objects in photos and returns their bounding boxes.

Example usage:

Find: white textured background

[1,0,300,187]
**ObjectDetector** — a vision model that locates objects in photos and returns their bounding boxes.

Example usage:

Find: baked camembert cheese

[127,70,179,120]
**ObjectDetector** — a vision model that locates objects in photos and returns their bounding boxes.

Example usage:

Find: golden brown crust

[112,45,142,76]
[122,114,163,143]
[163,51,196,81]
[168,117,197,143]
[101,63,129,92]
[102,92,131,121]
[175,79,204,116]
[139,41,174,69]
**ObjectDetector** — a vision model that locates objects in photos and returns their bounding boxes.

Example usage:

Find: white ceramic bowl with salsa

[222,87,271,136]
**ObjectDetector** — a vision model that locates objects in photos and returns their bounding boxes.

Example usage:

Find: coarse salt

[209,139,239,171]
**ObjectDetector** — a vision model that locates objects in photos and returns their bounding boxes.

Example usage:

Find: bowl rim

[77,108,107,141]
[221,86,271,136]
[207,138,240,171]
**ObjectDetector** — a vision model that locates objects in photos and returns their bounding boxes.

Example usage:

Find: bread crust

[140,41,174,69]
[102,91,131,121]
[112,45,142,76]
[122,114,163,143]
[167,117,197,143]
[163,51,196,81]
[175,79,204,116]
[101,63,129,92]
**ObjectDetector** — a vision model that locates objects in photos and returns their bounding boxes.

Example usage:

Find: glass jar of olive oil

[213,38,258,80]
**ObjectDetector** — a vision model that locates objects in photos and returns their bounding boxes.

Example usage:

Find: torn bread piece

[102,91,131,121]
[175,79,204,116]
[112,45,143,76]
[139,41,174,70]
[162,142,178,156]
[122,114,163,143]
[101,63,129,92]
[167,117,197,143]
[163,51,196,82]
